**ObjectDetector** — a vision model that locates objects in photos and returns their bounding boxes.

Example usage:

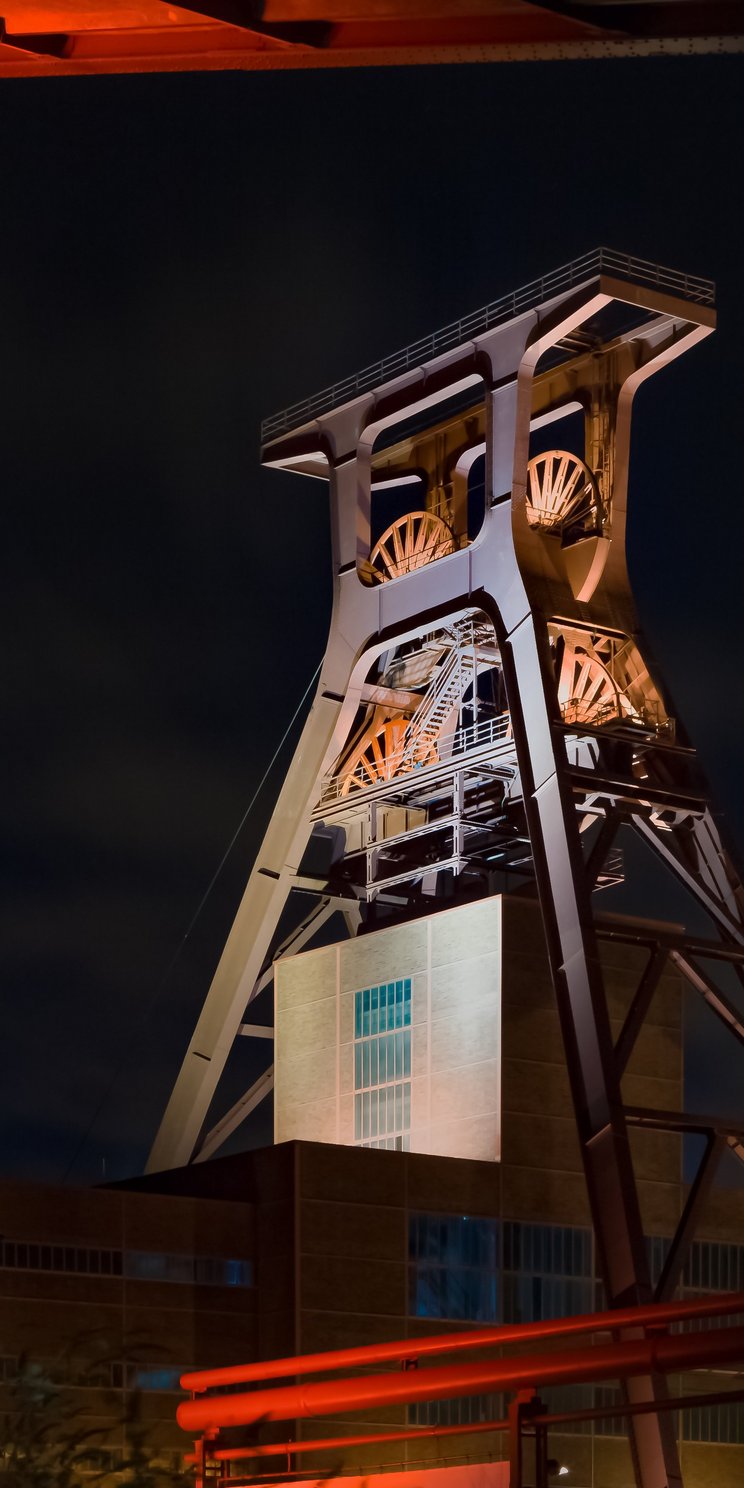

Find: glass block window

[683,1399,744,1445]
[503,1220,592,1277]
[354,981,412,1151]
[646,1234,672,1288]
[685,1238,744,1292]
[503,1220,594,1325]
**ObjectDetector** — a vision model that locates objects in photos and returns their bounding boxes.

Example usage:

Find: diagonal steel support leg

[193,1064,275,1163]
[670,950,744,1048]
[655,1132,724,1303]
[615,946,669,1079]
[501,607,682,1488]
[584,811,620,890]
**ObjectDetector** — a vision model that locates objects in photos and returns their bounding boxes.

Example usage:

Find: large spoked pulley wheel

[369,511,456,582]
[526,450,599,533]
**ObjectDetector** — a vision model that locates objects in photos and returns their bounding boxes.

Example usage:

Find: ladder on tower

[398,627,475,770]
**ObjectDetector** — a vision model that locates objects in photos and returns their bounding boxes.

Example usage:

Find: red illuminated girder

[189,1418,512,1464]
[0,2,742,77]
[181,1289,744,1392]
[189,1388,744,1466]
[179,1319,744,1432]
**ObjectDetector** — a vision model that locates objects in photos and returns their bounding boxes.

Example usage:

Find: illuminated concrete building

[275,897,504,1160]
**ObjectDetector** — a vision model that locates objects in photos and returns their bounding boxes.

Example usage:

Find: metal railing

[318,712,514,808]
[261,248,715,442]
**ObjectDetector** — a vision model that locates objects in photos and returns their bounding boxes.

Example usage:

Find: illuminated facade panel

[275,897,502,1162]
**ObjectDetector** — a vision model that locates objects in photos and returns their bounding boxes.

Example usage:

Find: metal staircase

[398,626,475,769]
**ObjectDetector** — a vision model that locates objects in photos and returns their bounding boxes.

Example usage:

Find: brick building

[1,897,741,1485]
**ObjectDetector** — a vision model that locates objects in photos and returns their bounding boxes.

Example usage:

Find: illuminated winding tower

[150,251,744,1488]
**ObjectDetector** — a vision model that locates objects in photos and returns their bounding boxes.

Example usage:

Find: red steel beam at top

[0,1,743,77]
[178,1320,744,1431]
[181,1289,744,1392]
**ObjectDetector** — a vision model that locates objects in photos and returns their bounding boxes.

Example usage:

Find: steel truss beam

[1,3,743,79]
[148,251,743,1488]
[193,1063,275,1163]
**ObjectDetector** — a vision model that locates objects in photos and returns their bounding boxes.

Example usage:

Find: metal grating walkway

[261,247,715,443]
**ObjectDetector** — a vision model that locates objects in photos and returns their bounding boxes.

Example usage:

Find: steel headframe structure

[150,246,744,1488]
[177,1292,744,1488]
[0,2,743,76]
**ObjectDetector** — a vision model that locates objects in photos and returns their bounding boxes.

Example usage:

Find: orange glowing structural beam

[178,1293,744,1432]
[188,1388,744,1466]
[0,2,743,77]
[181,1288,744,1393]
[179,1325,744,1432]
[187,1418,512,1464]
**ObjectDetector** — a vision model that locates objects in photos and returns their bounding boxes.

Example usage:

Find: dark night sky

[2,56,743,1188]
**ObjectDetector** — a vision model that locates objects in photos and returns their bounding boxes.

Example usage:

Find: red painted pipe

[178,1321,744,1432]
[180,1290,744,1393]
[191,1417,511,1464]
[190,1386,744,1465]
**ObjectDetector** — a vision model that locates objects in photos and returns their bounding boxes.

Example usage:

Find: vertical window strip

[353,981,412,1150]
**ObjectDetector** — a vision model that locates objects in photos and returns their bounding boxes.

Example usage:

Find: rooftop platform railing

[261,248,715,443]
[319,712,514,808]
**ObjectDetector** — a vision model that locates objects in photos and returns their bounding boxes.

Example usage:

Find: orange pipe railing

[187,1417,512,1464]
[180,1289,744,1393]
[178,1319,744,1432]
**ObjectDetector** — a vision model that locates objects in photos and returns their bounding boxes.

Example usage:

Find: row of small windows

[503,1275,595,1325]
[412,1393,504,1428]
[686,1239,744,1293]
[410,1385,744,1446]
[410,1216,590,1278]
[647,1233,744,1293]
[355,1084,411,1144]
[0,1241,252,1288]
[683,1401,744,1445]
[0,1356,186,1393]
[409,1216,744,1328]
[504,1220,592,1279]
[354,984,412,1151]
[365,1135,411,1151]
[355,1029,411,1090]
[354,980,411,1037]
